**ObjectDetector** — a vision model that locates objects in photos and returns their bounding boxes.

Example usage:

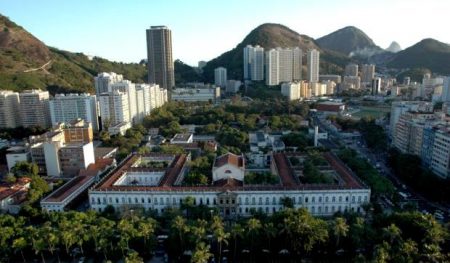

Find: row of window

[91,194,368,206]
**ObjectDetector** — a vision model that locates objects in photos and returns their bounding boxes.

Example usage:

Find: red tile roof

[214,153,244,168]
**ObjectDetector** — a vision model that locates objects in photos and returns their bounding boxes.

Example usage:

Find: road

[23,59,53,73]
[312,113,449,221]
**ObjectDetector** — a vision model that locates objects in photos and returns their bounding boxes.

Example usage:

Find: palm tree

[264,222,277,253]
[172,215,188,254]
[215,228,230,263]
[332,217,349,247]
[230,223,244,262]
[12,237,27,262]
[138,217,157,251]
[246,218,262,258]
[191,242,213,263]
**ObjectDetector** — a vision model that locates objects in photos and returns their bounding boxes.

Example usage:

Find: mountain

[202,23,351,81]
[388,38,450,74]
[386,41,402,53]
[0,14,150,93]
[316,26,382,57]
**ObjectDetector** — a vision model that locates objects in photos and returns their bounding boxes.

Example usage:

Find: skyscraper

[94,72,123,97]
[344,64,358,77]
[292,47,303,81]
[265,49,279,86]
[278,48,293,83]
[243,45,264,81]
[307,49,320,83]
[214,67,227,87]
[361,64,375,83]
[146,26,175,90]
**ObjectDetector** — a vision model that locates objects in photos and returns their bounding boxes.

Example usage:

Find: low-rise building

[171,86,221,103]
[108,122,132,136]
[89,152,370,217]
[6,146,30,171]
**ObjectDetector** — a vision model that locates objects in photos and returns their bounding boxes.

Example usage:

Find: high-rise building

[292,47,303,81]
[343,76,361,90]
[19,89,51,128]
[0,91,20,128]
[278,48,294,83]
[361,64,375,83]
[214,67,227,87]
[98,90,130,128]
[442,77,450,102]
[146,26,175,90]
[265,49,279,86]
[344,64,358,77]
[49,93,99,131]
[307,49,320,83]
[371,78,381,95]
[94,72,123,97]
[110,80,137,124]
[243,45,264,81]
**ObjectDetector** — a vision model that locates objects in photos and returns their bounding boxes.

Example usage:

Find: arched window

[225,170,232,174]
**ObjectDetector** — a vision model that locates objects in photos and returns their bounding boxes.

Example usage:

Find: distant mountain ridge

[316,26,381,56]
[387,38,450,74]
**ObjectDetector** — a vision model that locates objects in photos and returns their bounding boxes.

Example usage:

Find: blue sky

[1,0,449,66]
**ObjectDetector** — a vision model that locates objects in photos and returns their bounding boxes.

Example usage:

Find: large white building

[214,67,227,87]
[172,86,221,103]
[243,45,264,81]
[89,152,370,217]
[264,47,302,86]
[94,72,124,97]
[307,49,320,83]
[99,90,130,128]
[281,82,302,101]
[0,91,20,128]
[49,93,99,131]
[442,77,450,103]
[19,89,51,128]
[265,49,279,86]
[110,80,137,124]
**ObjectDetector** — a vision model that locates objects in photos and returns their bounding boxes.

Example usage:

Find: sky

[1,0,449,66]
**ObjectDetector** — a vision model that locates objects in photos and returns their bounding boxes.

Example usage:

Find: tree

[332,217,349,247]
[12,237,27,262]
[230,223,244,262]
[246,218,262,257]
[280,196,294,208]
[283,208,329,255]
[125,250,144,263]
[138,217,157,251]
[172,216,189,256]
[191,242,213,263]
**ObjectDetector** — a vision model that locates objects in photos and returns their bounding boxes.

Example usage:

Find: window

[259,197,262,205]
[160,198,164,204]
[332,196,336,202]
[102,197,106,204]
[358,196,362,203]
[352,196,355,203]
[325,196,328,202]
[141,198,145,203]
[311,206,315,213]
[207,198,210,205]
[345,196,349,202]
[116,198,119,204]
[319,197,322,202]
[148,198,151,203]
[305,197,309,203]
[245,197,249,204]
[238,197,242,204]
[338,196,342,202]
[325,206,328,213]
[135,198,138,204]
[298,197,303,204]
[312,197,315,203]
[252,197,255,205]
[91,197,95,204]
[225,170,232,174]
[273,197,276,204]
[266,197,269,205]
[318,206,322,213]
[109,197,112,203]
[122,197,126,203]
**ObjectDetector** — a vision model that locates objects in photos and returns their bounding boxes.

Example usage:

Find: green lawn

[352,106,390,119]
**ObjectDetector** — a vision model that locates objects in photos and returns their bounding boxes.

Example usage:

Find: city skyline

[0,0,449,66]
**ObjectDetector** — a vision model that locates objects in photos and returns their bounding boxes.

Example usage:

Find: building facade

[0,91,20,128]
[19,89,51,128]
[49,93,99,131]
[243,45,264,81]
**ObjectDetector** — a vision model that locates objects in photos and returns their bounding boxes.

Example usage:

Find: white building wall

[307,49,320,83]
[265,49,279,86]
[89,188,371,216]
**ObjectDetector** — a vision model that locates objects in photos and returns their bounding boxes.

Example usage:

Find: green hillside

[388,38,450,75]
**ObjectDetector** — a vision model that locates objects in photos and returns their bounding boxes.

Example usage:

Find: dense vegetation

[0,203,448,262]
[388,148,450,203]
[338,148,395,197]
